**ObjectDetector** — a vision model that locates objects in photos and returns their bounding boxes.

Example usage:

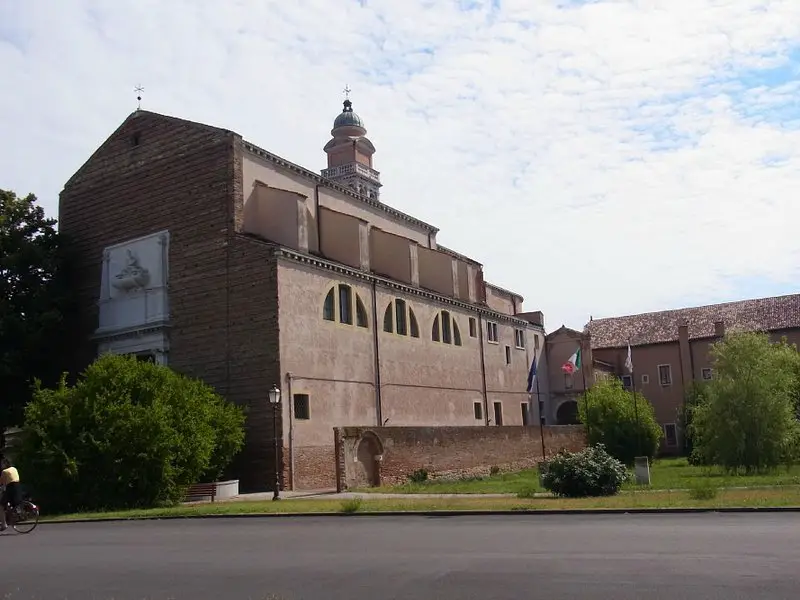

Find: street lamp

[268,384,281,501]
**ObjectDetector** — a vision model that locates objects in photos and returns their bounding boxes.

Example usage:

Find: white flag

[624,343,633,374]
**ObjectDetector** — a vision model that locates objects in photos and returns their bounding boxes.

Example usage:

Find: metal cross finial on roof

[342,84,352,100]
[134,85,144,110]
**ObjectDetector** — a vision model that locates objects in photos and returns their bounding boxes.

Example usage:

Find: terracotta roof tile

[587,293,800,349]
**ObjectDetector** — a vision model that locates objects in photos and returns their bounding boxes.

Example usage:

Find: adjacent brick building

[584,294,800,452]
[59,100,548,493]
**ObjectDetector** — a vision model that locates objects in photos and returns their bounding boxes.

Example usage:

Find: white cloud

[2,0,800,330]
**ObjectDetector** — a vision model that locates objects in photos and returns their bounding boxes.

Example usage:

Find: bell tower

[321,88,382,200]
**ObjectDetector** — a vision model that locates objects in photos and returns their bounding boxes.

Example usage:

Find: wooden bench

[183,482,218,503]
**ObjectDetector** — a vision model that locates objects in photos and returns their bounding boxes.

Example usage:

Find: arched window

[323,284,368,329]
[432,310,462,346]
[383,298,419,338]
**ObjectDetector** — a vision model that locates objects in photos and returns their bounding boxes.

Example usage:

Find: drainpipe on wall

[285,371,295,491]
[314,184,321,254]
[477,314,489,426]
[524,330,531,425]
[371,280,383,426]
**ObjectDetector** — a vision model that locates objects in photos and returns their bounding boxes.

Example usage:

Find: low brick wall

[291,445,337,490]
[334,425,586,491]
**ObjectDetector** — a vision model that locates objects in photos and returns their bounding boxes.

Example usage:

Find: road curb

[40,505,800,525]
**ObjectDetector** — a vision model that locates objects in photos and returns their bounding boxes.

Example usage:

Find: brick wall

[292,445,337,490]
[59,111,284,493]
[225,235,282,493]
[334,425,586,490]
[59,110,236,387]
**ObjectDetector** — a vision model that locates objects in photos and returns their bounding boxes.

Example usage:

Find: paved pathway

[4,513,800,599]
[236,489,524,501]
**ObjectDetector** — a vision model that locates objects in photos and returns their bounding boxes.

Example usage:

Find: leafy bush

[579,378,663,465]
[690,333,800,473]
[541,444,629,498]
[680,382,711,464]
[408,468,429,483]
[17,354,245,513]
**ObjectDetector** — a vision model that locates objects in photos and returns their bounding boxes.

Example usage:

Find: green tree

[0,189,75,428]
[690,332,800,473]
[679,381,711,464]
[578,378,663,465]
[17,354,246,513]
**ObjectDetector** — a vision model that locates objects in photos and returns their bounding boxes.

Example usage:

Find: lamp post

[268,384,281,501]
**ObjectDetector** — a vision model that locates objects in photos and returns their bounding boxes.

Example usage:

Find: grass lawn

[357,458,800,495]
[43,487,800,522]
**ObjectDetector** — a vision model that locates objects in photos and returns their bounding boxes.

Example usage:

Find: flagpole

[579,340,590,441]
[533,348,546,459]
[628,341,642,456]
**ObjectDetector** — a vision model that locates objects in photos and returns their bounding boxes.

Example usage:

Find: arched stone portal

[556,400,580,425]
[356,431,384,488]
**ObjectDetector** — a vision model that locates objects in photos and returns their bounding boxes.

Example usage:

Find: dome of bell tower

[331,99,367,137]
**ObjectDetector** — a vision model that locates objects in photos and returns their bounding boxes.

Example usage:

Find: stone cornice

[241,140,439,234]
[269,243,541,329]
[485,281,524,302]
[92,321,171,342]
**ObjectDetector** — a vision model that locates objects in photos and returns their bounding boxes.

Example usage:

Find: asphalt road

[2,513,799,599]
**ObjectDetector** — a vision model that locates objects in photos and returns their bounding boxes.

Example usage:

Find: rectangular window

[338,285,352,325]
[395,299,407,336]
[658,364,672,386]
[441,311,452,344]
[641,374,649,385]
[564,374,573,390]
[473,401,483,420]
[514,329,525,349]
[487,321,498,343]
[469,317,477,338]
[664,423,678,447]
[493,401,503,426]
[701,368,713,380]
[621,375,632,389]
[534,335,540,350]
[293,394,310,420]
[505,345,511,365]
[521,403,530,426]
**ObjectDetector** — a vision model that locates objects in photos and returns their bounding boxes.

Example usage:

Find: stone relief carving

[112,249,150,292]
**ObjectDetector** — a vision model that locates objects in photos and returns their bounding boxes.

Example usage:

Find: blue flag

[526,355,537,393]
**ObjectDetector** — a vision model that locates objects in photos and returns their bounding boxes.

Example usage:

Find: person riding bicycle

[0,456,22,532]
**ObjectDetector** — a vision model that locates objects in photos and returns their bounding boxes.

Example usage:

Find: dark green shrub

[17,354,245,513]
[408,468,429,483]
[541,444,629,498]
[579,378,663,465]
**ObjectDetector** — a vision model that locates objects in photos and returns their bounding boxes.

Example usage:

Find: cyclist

[0,456,21,532]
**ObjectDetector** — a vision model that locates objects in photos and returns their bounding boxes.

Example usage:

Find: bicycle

[3,497,40,534]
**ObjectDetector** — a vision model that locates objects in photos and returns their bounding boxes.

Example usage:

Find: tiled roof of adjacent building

[587,293,800,349]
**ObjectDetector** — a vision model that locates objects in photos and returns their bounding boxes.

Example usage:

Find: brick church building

[59,98,549,492]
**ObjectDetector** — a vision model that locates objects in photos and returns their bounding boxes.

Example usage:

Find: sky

[2,0,800,332]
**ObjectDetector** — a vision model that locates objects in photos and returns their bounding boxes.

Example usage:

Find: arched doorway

[356,432,384,488]
[556,400,580,425]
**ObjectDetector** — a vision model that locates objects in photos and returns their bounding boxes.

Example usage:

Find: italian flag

[562,348,581,374]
